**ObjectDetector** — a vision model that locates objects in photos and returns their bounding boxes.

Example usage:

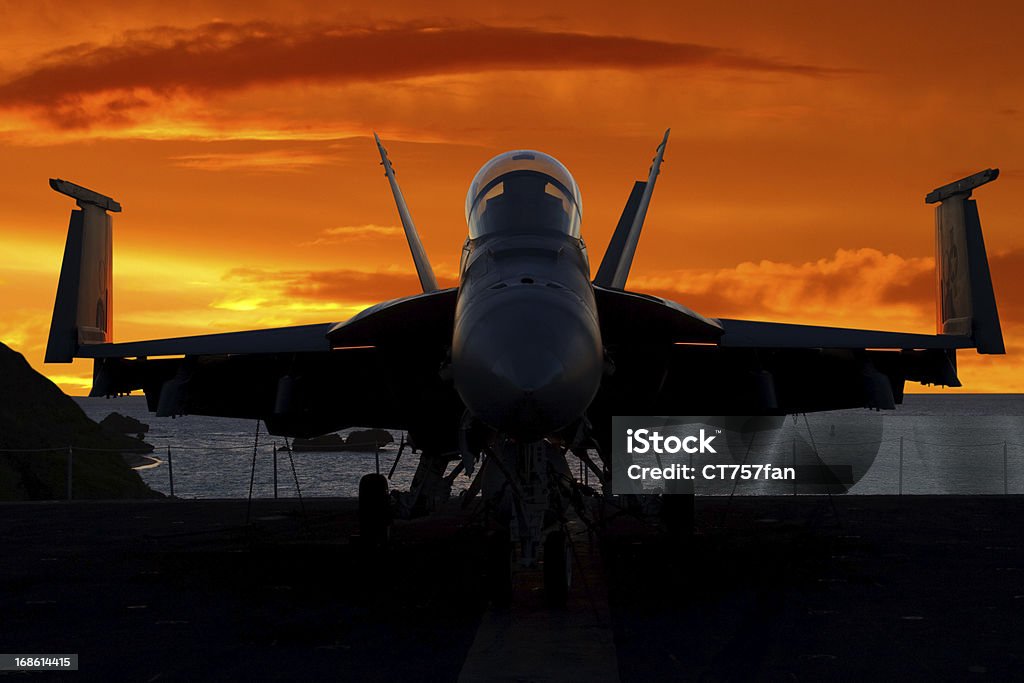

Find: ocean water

[73,395,1024,499]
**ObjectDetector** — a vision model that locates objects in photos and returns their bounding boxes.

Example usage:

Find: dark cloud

[0,21,851,127]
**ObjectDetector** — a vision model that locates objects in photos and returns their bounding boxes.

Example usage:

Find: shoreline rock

[0,342,162,500]
[292,428,395,452]
[100,412,150,438]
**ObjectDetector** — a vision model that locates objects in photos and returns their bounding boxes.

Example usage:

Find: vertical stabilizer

[596,129,670,290]
[45,179,119,363]
[594,180,646,287]
[926,168,1004,354]
[373,133,439,292]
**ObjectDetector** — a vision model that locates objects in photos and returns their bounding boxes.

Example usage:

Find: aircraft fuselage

[451,230,603,440]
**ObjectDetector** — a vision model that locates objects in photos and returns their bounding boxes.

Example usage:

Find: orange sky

[0,0,1021,394]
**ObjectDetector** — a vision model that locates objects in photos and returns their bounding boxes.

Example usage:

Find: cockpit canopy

[465,150,582,239]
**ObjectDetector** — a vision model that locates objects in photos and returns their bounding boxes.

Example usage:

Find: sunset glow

[1,1,1021,394]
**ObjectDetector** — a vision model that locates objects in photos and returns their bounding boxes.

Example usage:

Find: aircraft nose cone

[492,346,564,394]
[488,345,569,436]
[452,289,602,440]
[461,342,589,438]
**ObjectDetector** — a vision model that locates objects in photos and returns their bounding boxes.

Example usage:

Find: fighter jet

[45,131,1004,601]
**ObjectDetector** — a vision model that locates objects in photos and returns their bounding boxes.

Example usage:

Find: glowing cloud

[0,21,851,136]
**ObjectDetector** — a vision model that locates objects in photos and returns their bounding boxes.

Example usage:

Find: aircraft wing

[715,319,972,350]
[77,286,458,360]
[592,293,969,417]
[85,289,460,441]
[76,287,459,359]
[592,167,1003,418]
[327,288,457,347]
[80,289,459,441]
[45,177,462,441]
[77,322,336,358]
[593,285,721,344]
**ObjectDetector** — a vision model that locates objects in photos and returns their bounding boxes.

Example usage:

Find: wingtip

[925,167,1001,204]
[48,177,122,212]
[657,128,671,153]
[373,132,390,167]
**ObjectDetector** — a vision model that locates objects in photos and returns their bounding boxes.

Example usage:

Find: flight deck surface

[1,496,1021,681]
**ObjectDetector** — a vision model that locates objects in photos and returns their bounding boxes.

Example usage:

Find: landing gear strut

[396,450,458,518]
[480,440,577,605]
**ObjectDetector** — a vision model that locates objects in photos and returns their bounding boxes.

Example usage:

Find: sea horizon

[74,394,1024,499]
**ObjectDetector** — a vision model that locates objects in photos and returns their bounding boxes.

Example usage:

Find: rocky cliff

[0,342,160,500]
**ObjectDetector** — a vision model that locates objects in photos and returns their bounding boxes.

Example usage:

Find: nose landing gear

[478,439,587,607]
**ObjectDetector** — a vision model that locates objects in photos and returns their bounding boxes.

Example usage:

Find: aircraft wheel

[543,529,572,606]
[358,473,391,547]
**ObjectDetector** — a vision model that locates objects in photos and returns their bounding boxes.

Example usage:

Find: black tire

[358,473,391,547]
[543,529,571,606]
